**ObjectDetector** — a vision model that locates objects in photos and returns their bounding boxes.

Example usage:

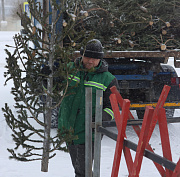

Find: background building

[0,0,26,31]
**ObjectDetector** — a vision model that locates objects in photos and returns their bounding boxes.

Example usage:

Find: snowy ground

[0,31,180,177]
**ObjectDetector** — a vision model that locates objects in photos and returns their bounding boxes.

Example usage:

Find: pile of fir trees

[77,0,180,51]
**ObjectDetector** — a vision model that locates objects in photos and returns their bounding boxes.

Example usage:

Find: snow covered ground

[0,31,180,177]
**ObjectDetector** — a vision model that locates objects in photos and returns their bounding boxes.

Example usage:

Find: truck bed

[73,50,180,64]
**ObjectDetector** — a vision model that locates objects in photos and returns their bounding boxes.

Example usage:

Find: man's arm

[102,78,119,121]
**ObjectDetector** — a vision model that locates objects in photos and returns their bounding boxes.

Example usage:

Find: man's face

[82,56,100,70]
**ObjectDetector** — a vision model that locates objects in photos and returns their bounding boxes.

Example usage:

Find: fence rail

[85,86,180,177]
[98,126,177,171]
[99,117,180,127]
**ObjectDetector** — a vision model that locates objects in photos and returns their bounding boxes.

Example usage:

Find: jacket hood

[75,57,108,73]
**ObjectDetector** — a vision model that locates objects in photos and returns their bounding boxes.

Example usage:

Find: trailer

[105,51,180,119]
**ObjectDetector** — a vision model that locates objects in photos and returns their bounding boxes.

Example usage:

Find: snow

[1,21,7,24]
[0,31,180,177]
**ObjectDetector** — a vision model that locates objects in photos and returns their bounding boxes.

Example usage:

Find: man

[58,39,119,177]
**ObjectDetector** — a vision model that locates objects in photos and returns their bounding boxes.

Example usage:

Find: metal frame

[85,86,180,176]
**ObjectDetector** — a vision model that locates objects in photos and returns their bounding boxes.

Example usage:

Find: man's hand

[41,65,52,75]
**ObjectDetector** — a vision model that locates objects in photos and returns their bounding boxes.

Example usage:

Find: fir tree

[2,0,94,172]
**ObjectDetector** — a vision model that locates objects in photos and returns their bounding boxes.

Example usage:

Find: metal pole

[85,87,92,177]
[93,90,103,177]
[1,0,5,21]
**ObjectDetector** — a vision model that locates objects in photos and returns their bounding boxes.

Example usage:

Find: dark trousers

[68,143,94,177]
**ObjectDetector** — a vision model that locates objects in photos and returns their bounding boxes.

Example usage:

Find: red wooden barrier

[110,94,130,177]
[123,146,133,174]
[159,108,173,177]
[110,85,180,177]
[172,159,180,177]
[110,85,169,176]
[147,85,171,142]
[129,106,154,177]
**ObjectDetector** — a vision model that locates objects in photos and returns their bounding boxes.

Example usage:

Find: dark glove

[41,65,52,75]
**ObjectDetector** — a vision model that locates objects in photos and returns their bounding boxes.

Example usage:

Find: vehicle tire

[136,64,177,119]
[136,110,144,119]
[160,64,176,119]
[165,109,174,118]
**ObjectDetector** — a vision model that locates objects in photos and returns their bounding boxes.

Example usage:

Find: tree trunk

[41,1,56,172]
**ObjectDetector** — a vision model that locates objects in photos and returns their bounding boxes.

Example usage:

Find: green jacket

[58,58,118,144]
